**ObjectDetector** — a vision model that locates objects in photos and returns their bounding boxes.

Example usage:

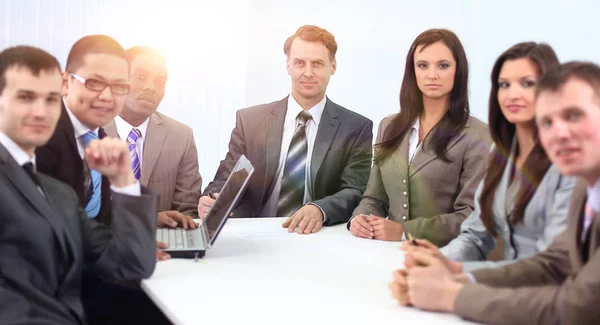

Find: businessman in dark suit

[34,35,171,324]
[0,45,157,325]
[200,25,373,234]
[35,35,131,226]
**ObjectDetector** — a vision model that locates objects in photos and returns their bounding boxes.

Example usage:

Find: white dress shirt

[63,99,141,196]
[259,95,327,217]
[0,132,36,168]
[408,118,422,164]
[0,132,44,196]
[113,115,149,170]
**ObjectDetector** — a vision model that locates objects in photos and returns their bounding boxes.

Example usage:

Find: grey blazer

[440,148,576,271]
[454,181,600,325]
[0,143,158,325]
[352,114,491,246]
[105,112,202,215]
[204,96,373,225]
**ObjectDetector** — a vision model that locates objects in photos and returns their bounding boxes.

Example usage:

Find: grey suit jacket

[204,96,373,225]
[352,115,491,246]
[0,143,158,325]
[104,112,202,215]
[454,181,600,325]
[441,157,575,271]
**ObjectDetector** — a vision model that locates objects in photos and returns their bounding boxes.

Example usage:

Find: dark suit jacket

[0,144,157,325]
[204,96,373,225]
[454,181,600,325]
[36,105,113,225]
[352,115,491,246]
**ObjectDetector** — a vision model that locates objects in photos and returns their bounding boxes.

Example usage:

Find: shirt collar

[586,178,600,213]
[411,117,420,133]
[114,114,150,142]
[286,95,327,127]
[0,132,36,168]
[63,97,99,138]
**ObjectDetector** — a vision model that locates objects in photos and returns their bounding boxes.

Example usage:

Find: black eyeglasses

[70,73,131,95]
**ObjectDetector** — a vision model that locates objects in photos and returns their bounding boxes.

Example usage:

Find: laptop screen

[204,155,254,245]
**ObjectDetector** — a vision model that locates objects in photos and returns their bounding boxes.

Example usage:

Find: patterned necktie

[80,131,101,218]
[127,128,142,180]
[277,111,312,218]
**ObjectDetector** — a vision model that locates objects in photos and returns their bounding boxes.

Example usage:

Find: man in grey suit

[199,25,373,234]
[390,61,600,325]
[0,46,157,325]
[104,46,202,229]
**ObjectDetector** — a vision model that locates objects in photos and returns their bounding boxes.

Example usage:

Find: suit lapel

[568,182,587,270]
[60,105,80,161]
[409,120,469,176]
[141,114,166,186]
[262,98,287,203]
[0,144,69,257]
[389,129,410,173]
[310,100,340,196]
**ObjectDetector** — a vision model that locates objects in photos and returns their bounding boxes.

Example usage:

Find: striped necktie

[127,128,142,180]
[80,131,101,218]
[277,110,312,218]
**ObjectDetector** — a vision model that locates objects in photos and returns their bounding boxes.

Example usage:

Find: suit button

[403,203,408,209]
[402,179,406,184]
[402,191,407,196]
[402,215,407,221]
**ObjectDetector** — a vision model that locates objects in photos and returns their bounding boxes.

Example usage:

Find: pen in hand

[406,232,418,246]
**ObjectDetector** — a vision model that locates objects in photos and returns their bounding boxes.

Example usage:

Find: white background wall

[2,0,599,191]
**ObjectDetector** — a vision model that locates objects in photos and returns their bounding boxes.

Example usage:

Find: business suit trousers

[82,274,172,325]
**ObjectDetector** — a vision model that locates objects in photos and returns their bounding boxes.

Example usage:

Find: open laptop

[156,155,254,259]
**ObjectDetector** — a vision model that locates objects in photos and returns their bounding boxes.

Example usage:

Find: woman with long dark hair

[349,29,491,246]
[403,42,576,271]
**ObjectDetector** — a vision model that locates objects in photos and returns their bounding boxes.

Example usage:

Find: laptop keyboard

[156,228,196,249]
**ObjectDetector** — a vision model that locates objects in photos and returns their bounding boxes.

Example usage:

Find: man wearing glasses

[36,34,130,225]
[35,35,170,325]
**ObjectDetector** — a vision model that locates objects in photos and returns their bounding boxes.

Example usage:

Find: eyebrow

[293,58,325,63]
[498,75,537,81]
[88,73,128,83]
[134,67,167,78]
[416,59,451,62]
[16,89,62,96]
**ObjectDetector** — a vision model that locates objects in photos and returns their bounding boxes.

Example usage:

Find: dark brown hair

[374,29,469,163]
[0,45,61,94]
[479,42,559,236]
[65,34,127,73]
[536,61,600,100]
[284,25,337,62]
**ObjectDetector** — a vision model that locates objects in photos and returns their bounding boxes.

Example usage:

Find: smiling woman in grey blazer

[349,29,492,247]
[404,42,576,272]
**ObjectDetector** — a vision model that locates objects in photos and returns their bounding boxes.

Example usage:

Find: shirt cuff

[401,232,406,241]
[465,272,477,284]
[307,202,327,223]
[111,181,141,196]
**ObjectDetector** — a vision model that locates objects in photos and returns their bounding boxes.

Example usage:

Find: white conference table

[142,218,481,325]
